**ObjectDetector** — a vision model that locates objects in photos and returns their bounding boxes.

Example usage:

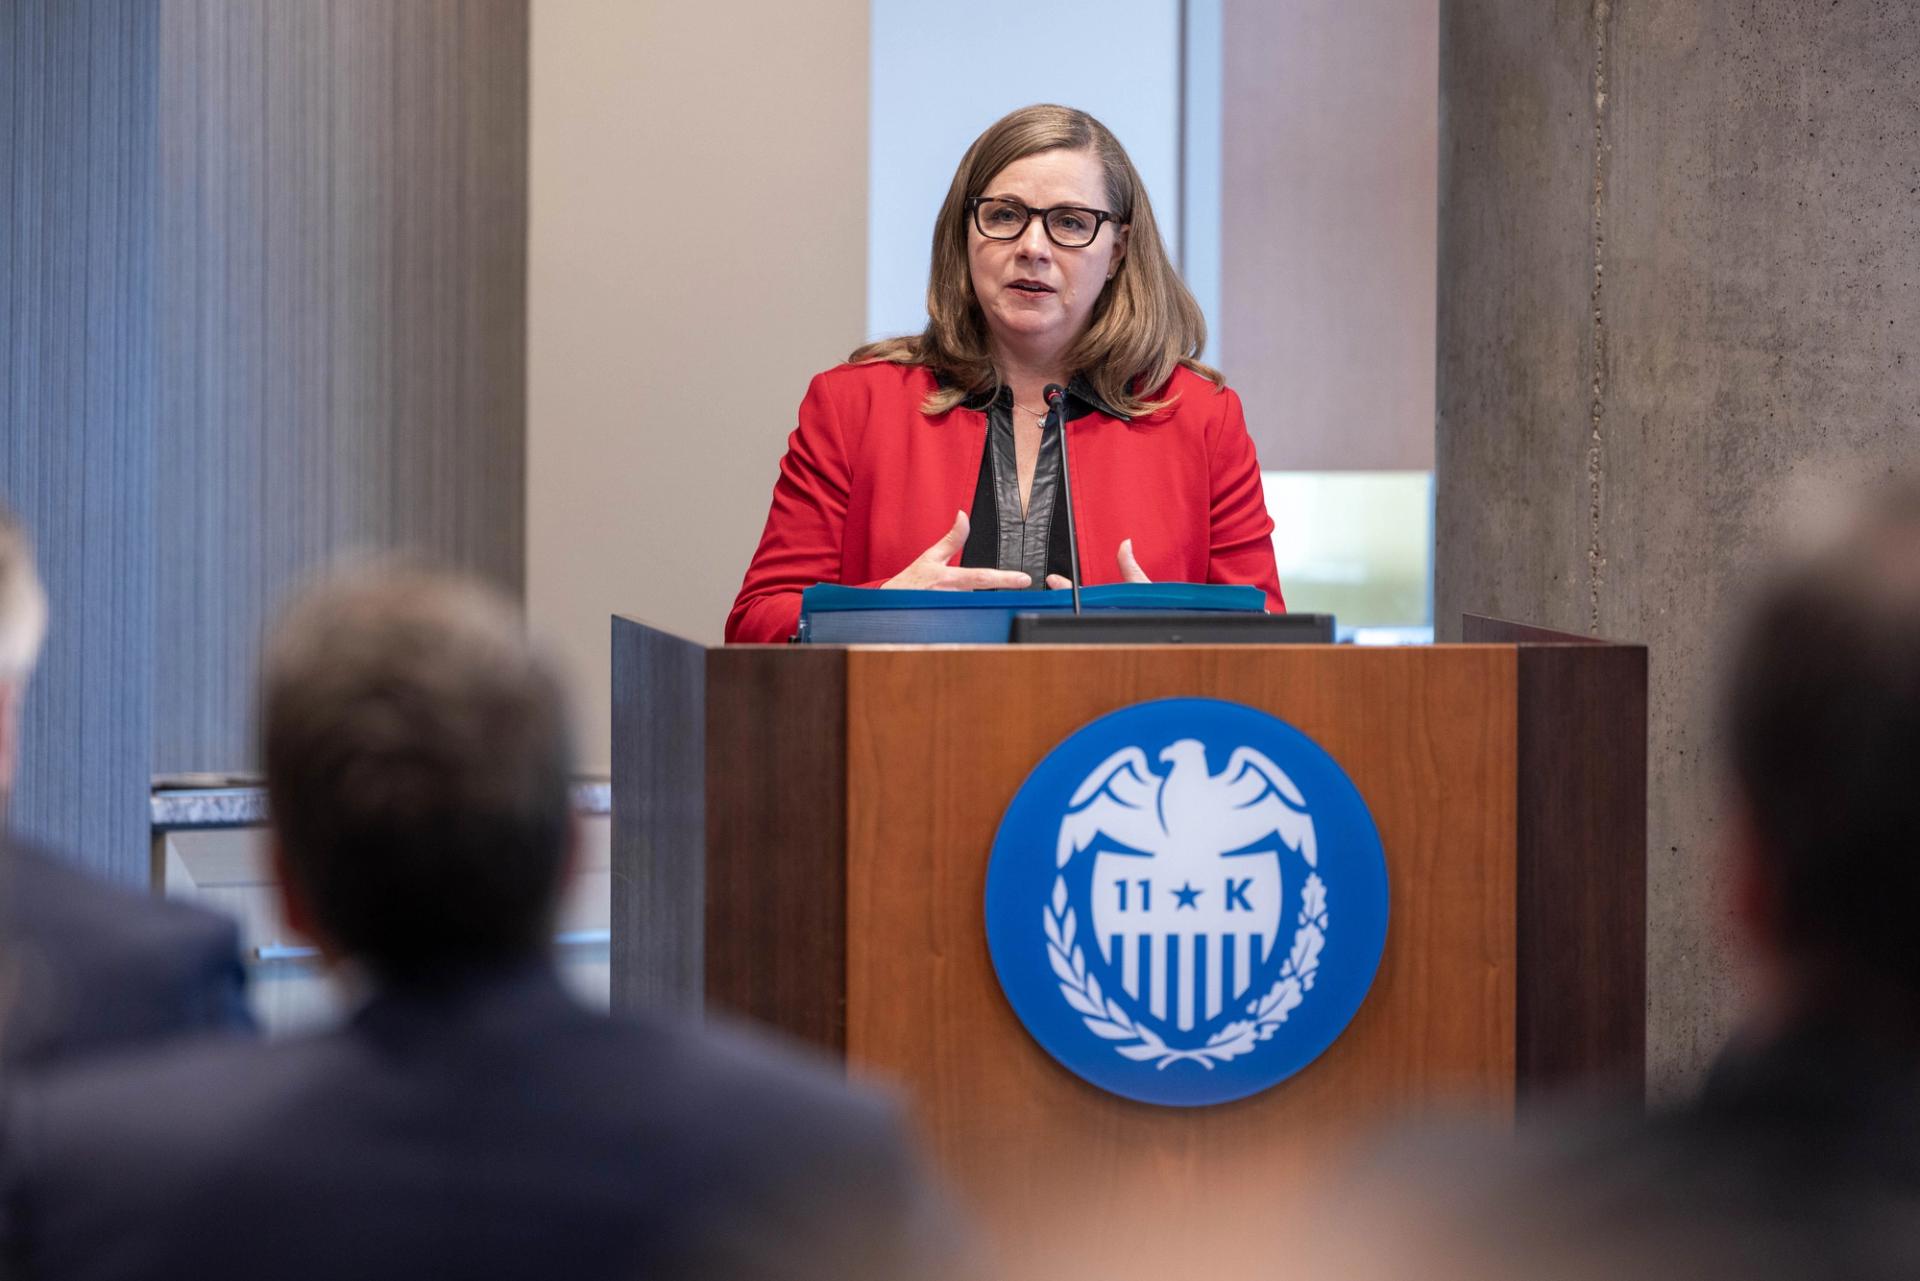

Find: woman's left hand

[1046,538,1150,590]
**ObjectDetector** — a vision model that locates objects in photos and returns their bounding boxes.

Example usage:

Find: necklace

[1013,399,1051,429]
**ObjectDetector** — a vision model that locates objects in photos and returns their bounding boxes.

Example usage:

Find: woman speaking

[726,104,1284,643]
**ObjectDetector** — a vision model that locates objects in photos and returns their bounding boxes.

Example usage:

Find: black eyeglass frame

[964,196,1121,249]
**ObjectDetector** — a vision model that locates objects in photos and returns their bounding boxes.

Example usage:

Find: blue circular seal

[984,698,1389,1107]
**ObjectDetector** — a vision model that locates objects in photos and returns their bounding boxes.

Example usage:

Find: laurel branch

[1044,872,1328,1070]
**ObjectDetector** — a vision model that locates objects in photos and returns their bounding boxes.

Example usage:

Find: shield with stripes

[1067,738,1311,1047]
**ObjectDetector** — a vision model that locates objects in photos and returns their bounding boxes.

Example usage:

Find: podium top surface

[615,612,1644,653]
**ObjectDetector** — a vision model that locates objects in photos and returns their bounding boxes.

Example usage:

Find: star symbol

[1172,882,1202,909]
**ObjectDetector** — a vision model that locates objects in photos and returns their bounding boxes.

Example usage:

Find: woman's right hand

[883,512,1035,591]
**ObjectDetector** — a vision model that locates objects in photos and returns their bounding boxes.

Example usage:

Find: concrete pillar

[1438,0,1920,1095]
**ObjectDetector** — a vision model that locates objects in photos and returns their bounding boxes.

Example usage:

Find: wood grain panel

[844,646,1516,1269]
[610,618,708,1014]
[153,0,529,775]
[0,0,158,881]
[1466,614,1651,1098]
[1465,616,1648,1098]
[704,645,849,1051]
[1512,642,1647,1098]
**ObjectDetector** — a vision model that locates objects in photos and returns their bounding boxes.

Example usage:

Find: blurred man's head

[1726,481,1920,1008]
[0,508,49,811]
[261,566,573,981]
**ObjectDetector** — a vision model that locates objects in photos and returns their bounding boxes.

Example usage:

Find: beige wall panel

[1221,0,1437,471]
[527,0,869,771]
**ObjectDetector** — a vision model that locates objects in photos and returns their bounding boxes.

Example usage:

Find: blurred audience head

[261,564,573,981]
[1724,479,1920,1011]
[0,506,49,809]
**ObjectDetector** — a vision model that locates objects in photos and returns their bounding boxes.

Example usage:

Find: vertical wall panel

[154,0,529,775]
[3,0,526,873]
[0,0,158,881]
[1220,0,1438,471]
[526,0,867,772]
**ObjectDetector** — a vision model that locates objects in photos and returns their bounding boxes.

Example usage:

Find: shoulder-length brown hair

[850,104,1220,418]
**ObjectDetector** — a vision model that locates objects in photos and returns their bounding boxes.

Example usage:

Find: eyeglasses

[965,197,1118,249]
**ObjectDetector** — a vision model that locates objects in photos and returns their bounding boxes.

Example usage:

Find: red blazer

[726,362,1285,643]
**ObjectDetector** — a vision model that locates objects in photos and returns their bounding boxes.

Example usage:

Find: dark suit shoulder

[617,1008,907,1151]
[7,842,238,956]
[3,841,253,1067]
[590,1011,967,1278]
[8,984,964,1281]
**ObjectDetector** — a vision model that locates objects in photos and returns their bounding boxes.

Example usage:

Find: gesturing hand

[1045,538,1151,591]
[883,511,1036,591]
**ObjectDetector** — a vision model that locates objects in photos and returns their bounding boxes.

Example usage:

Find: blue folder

[795,582,1266,644]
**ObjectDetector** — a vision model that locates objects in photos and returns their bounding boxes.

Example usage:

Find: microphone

[1044,384,1082,616]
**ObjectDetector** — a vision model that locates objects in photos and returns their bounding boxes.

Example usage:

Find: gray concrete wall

[1439,0,1920,1096]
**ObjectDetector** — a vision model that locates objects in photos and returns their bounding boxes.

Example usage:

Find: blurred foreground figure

[1312,483,1920,1281]
[3,567,962,1281]
[0,508,251,1069]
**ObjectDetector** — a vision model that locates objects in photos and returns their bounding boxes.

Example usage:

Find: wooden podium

[610,617,1645,1270]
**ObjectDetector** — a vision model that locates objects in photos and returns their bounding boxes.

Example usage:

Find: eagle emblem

[986,698,1388,1107]
[1046,740,1327,1068]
